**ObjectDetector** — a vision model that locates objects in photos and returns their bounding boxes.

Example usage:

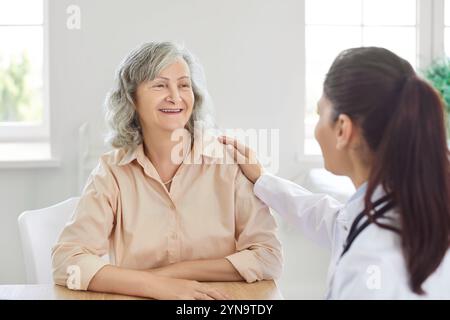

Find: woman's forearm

[87,265,161,298]
[150,258,244,282]
[87,265,230,300]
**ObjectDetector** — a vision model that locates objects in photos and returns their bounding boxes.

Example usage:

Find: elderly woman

[51,42,283,300]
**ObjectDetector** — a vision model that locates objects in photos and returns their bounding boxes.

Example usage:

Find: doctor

[220,47,450,299]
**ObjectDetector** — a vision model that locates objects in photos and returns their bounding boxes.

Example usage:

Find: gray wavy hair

[105,42,214,149]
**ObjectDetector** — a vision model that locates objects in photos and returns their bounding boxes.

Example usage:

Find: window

[446,0,450,57]
[304,0,417,155]
[0,0,48,142]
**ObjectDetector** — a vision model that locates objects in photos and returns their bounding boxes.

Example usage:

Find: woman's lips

[159,108,183,114]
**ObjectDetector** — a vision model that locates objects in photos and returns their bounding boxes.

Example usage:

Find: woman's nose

[166,87,181,103]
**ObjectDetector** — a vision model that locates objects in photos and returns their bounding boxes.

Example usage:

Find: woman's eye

[180,83,191,88]
[153,84,165,88]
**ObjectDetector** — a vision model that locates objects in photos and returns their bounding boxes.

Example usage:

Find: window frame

[300,0,447,164]
[0,0,49,143]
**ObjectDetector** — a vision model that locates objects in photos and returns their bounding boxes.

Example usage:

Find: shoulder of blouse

[84,148,129,194]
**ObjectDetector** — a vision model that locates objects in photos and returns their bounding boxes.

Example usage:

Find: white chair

[17,197,80,284]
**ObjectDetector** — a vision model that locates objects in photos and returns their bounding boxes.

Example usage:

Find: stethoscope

[340,194,396,258]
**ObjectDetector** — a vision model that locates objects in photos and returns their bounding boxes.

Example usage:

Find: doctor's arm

[219,136,343,248]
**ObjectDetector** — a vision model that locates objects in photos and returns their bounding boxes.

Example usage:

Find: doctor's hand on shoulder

[218,136,263,184]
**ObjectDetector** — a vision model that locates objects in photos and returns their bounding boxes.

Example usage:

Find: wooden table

[0,280,283,300]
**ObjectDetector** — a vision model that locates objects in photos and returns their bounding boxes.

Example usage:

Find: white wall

[0,0,330,298]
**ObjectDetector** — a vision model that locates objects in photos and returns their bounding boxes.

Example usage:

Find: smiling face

[134,58,195,135]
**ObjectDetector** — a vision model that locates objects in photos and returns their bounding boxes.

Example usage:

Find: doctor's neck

[346,150,372,190]
[349,166,370,190]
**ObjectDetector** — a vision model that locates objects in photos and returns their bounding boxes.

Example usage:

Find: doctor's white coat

[254,173,450,299]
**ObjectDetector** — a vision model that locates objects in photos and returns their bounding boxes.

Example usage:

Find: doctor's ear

[335,114,353,150]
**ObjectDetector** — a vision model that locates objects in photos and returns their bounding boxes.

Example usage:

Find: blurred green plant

[424,58,450,139]
[0,52,42,122]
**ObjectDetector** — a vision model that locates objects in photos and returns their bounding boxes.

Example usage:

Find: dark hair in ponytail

[324,47,450,294]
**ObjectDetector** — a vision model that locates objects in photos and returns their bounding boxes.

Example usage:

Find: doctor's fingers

[218,136,256,164]
[218,136,249,157]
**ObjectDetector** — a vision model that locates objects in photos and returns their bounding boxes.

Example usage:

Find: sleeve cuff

[225,250,264,283]
[253,173,273,202]
[65,255,110,291]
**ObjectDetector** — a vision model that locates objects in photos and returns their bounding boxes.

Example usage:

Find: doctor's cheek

[313,121,325,150]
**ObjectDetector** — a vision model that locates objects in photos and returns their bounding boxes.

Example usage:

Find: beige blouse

[51,137,283,290]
